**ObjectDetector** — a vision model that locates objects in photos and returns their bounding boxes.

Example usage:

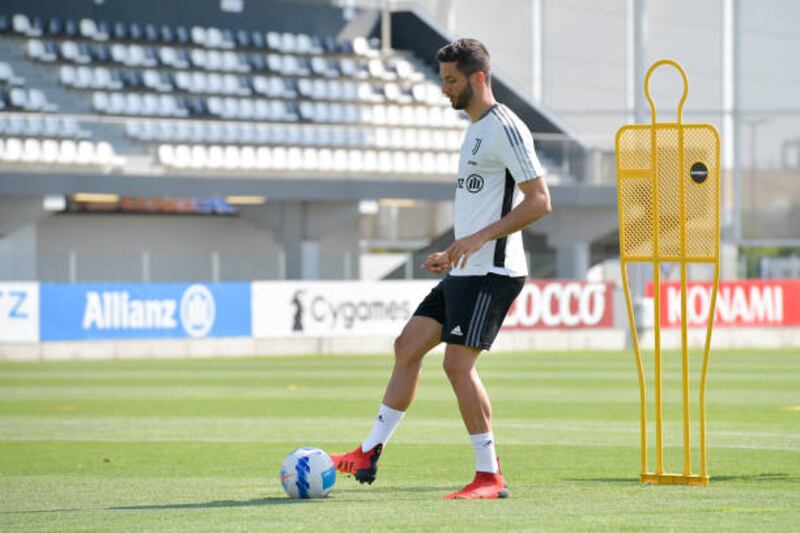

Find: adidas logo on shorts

[450,325,464,336]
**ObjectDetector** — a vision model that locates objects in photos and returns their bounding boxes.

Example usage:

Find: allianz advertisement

[40,283,251,340]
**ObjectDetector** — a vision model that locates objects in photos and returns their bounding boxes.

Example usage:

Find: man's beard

[450,83,473,110]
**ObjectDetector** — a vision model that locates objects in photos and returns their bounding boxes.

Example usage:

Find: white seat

[255,124,271,143]
[222,122,238,143]
[206,145,224,168]
[207,96,223,116]
[271,146,288,169]
[222,97,239,118]
[407,151,422,174]
[281,33,297,53]
[390,129,404,149]
[402,129,417,149]
[296,34,312,55]
[79,18,98,39]
[139,121,157,141]
[174,71,192,92]
[143,70,161,91]
[387,105,402,126]
[92,91,109,112]
[94,141,114,165]
[158,144,175,167]
[189,145,207,168]
[159,46,177,67]
[392,151,408,173]
[377,150,393,173]
[93,67,114,89]
[255,146,271,169]
[298,147,318,170]
[59,65,77,87]
[333,148,348,172]
[401,106,416,126]
[297,78,313,98]
[9,87,28,108]
[12,14,31,35]
[436,153,452,174]
[270,100,287,121]
[73,66,92,89]
[352,37,370,56]
[347,149,364,172]
[266,32,282,51]
[191,26,207,46]
[22,138,41,162]
[110,43,128,64]
[362,150,378,172]
[125,92,143,115]
[368,59,386,79]
[239,123,255,144]
[205,50,223,71]
[421,152,437,173]
[205,27,223,48]
[222,145,240,169]
[253,99,270,120]
[239,146,256,169]
[41,139,59,163]
[221,51,241,72]
[127,45,147,67]
[281,55,298,76]
[313,101,329,123]
[312,79,327,100]
[190,49,207,69]
[432,131,447,150]
[27,88,50,111]
[138,93,156,116]
[414,106,430,127]
[159,94,179,116]
[252,76,269,95]
[238,98,254,121]
[173,144,192,168]
[327,80,343,100]
[222,74,239,95]
[76,140,96,164]
[3,138,22,161]
[26,39,46,60]
[206,72,223,94]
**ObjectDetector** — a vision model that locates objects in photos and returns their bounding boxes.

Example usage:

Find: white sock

[470,432,499,473]
[361,403,405,452]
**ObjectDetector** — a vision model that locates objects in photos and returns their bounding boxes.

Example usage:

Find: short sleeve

[491,106,545,184]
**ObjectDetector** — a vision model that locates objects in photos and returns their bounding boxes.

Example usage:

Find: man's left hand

[445,234,487,269]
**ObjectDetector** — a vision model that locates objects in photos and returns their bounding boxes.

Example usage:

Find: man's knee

[442,351,474,381]
[394,334,421,366]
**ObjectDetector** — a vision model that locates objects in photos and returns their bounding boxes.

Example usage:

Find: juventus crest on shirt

[451,103,546,277]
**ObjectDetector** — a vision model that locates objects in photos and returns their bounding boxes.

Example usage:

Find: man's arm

[445,178,551,269]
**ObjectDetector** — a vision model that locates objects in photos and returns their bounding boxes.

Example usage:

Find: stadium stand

[3,11,466,175]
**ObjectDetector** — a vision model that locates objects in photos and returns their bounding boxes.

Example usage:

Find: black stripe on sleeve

[493,169,516,267]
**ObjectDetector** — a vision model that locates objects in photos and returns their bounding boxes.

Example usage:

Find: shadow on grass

[566,473,797,484]
[109,497,317,510]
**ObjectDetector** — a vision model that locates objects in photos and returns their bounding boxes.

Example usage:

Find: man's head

[436,38,492,111]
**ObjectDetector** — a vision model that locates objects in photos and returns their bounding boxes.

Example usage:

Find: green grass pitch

[1,349,798,531]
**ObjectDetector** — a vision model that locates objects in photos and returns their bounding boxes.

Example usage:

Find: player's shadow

[109,497,318,510]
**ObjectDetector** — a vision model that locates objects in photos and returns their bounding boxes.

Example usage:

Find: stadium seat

[144,23,159,43]
[0,62,23,85]
[12,14,30,36]
[21,138,41,162]
[94,141,114,165]
[57,139,76,164]
[79,18,98,40]
[41,139,59,163]
[255,146,271,169]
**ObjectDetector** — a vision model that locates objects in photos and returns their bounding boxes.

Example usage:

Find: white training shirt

[450,103,545,277]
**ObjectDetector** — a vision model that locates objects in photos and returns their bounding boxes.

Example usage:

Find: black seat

[129,22,143,41]
[175,25,189,44]
[157,24,172,43]
[250,30,265,49]
[64,18,78,37]
[97,20,110,38]
[113,21,128,40]
[236,29,251,48]
[95,43,111,63]
[46,17,62,35]
[144,23,159,42]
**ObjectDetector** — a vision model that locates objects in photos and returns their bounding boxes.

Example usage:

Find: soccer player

[331,38,551,499]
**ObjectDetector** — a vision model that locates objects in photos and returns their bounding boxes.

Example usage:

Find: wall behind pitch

[0,282,39,342]
[40,282,250,341]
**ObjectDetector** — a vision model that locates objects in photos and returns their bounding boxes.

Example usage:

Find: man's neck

[466,96,497,123]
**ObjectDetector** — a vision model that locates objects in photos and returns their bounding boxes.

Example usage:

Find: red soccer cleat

[444,471,509,500]
[329,443,382,485]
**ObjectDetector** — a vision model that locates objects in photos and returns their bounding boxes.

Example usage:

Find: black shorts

[413,273,525,350]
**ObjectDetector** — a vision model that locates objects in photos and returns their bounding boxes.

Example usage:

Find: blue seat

[250,30,265,49]
[64,18,78,37]
[144,23,159,42]
[46,17,62,35]
[129,22,143,41]
[175,25,190,45]
[113,21,128,40]
[160,24,174,43]
[236,29,251,48]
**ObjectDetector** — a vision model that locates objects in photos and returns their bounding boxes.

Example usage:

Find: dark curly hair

[435,38,491,82]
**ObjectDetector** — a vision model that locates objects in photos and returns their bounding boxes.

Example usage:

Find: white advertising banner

[252,281,437,337]
[0,282,39,342]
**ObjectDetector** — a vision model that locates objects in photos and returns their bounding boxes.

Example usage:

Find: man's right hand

[421,251,450,274]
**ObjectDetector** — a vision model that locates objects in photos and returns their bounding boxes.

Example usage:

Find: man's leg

[383,315,442,411]
[331,315,441,484]
[442,343,507,499]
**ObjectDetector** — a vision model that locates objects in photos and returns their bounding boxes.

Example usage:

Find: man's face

[439,62,474,110]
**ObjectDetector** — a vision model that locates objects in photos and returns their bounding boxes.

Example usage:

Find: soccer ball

[279,447,336,499]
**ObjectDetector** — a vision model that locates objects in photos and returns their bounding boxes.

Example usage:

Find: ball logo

[180,284,215,338]
[466,174,484,193]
